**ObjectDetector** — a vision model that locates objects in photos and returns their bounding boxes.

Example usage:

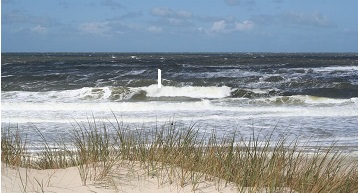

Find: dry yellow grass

[2,119,358,193]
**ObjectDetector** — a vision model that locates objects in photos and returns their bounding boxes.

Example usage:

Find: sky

[1,0,358,52]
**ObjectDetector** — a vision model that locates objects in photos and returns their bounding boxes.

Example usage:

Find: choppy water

[2,53,358,152]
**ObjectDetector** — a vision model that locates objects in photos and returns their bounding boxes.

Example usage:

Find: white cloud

[168,18,183,25]
[177,11,192,18]
[210,20,227,33]
[151,7,173,17]
[150,7,194,28]
[208,19,254,33]
[3,10,58,26]
[235,20,254,31]
[253,11,334,28]
[283,11,333,27]
[147,26,162,33]
[31,25,47,34]
[79,21,111,35]
[151,7,192,19]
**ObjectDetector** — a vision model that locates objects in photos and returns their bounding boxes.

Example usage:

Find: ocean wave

[1,100,215,112]
[143,85,232,99]
[251,95,355,105]
[230,88,280,98]
[1,75,15,78]
[312,66,358,72]
[2,99,358,118]
[0,85,231,103]
[3,85,358,105]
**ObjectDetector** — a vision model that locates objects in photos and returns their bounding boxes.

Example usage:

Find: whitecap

[143,85,232,99]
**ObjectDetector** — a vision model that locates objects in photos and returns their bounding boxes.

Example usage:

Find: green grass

[2,118,358,192]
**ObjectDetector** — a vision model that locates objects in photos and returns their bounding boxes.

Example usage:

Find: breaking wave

[2,85,358,107]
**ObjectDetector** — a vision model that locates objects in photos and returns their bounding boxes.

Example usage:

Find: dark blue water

[2,52,358,98]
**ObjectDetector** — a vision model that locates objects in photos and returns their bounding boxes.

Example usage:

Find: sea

[1,52,358,152]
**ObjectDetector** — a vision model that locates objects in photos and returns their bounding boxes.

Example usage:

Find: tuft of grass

[1,125,30,168]
[70,118,120,185]
[2,118,358,192]
[32,127,74,170]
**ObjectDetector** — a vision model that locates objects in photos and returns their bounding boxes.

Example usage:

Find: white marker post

[158,69,162,88]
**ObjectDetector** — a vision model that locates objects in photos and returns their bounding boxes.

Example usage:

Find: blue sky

[2,0,358,52]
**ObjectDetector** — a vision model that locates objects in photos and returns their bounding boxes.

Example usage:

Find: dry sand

[2,163,238,193]
[2,163,297,193]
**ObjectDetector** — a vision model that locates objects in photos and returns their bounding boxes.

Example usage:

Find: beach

[2,163,242,193]
[3,0,358,190]
[2,53,358,192]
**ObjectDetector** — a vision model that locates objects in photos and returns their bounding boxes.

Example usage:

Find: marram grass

[2,118,358,193]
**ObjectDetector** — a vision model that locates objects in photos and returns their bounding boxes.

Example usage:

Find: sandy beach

[2,160,305,193]
[2,163,242,193]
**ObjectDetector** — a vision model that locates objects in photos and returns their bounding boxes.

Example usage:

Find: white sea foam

[2,99,357,117]
[302,95,352,104]
[1,75,14,78]
[174,69,261,79]
[130,55,141,59]
[123,69,146,76]
[1,85,234,103]
[2,87,357,111]
[275,95,353,104]
[350,97,358,104]
[312,66,358,72]
[1,100,224,113]
[2,87,124,103]
[251,95,355,106]
[3,97,358,151]
[143,85,232,98]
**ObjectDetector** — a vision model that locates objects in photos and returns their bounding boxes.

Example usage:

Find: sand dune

[2,164,239,193]
[2,163,299,193]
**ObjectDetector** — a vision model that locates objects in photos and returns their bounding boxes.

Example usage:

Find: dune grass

[2,118,358,193]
